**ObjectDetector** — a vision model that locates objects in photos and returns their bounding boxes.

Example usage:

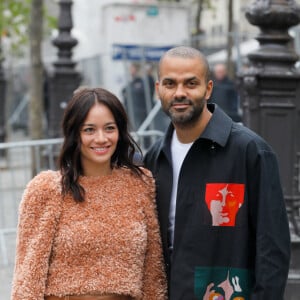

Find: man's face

[156,56,213,127]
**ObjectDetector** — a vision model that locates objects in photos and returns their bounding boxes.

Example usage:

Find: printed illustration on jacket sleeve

[205,183,245,226]
[195,266,252,300]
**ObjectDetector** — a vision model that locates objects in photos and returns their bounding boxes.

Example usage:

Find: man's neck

[174,110,212,144]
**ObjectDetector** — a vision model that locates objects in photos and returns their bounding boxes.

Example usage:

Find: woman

[11,88,167,300]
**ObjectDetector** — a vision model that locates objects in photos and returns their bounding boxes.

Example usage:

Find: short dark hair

[158,46,211,83]
[58,87,143,202]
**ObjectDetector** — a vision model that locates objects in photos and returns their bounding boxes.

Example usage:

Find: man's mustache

[170,99,192,105]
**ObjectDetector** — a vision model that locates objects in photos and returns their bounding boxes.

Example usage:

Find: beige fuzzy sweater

[11,167,167,300]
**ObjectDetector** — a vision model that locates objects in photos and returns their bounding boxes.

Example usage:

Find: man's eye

[188,81,197,87]
[163,81,174,87]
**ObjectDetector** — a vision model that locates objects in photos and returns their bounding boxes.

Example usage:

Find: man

[210,63,242,122]
[143,46,290,299]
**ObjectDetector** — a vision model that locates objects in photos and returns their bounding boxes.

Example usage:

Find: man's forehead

[162,55,202,64]
[160,60,205,79]
[161,74,200,82]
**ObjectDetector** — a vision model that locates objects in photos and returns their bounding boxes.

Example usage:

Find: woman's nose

[94,130,107,142]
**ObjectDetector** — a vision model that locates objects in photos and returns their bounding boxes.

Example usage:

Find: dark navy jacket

[144,104,290,300]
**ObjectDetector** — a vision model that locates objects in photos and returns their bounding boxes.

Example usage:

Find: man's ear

[155,80,160,97]
[205,80,213,100]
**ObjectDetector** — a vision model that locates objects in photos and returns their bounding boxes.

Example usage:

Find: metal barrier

[0,130,164,299]
[0,137,63,267]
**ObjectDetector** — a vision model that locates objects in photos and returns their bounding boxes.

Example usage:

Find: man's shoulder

[230,122,273,152]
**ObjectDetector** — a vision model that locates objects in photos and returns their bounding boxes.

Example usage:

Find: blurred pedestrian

[122,63,148,130]
[144,46,290,299]
[210,62,242,122]
[145,63,155,105]
[122,62,159,149]
[11,87,167,300]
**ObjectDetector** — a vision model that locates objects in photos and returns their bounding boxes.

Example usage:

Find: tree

[0,0,31,56]
[29,0,44,140]
[226,0,235,79]
[29,0,56,140]
[0,0,56,141]
[191,0,213,49]
[158,0,235,77]
[157,0,213,49]
[0,0,30,146]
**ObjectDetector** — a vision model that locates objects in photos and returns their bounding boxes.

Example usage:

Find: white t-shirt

[169,131,193,250]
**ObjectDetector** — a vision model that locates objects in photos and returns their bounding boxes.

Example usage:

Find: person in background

[143,46,290,299]
[11,87,167,300]
[210,62,242,122]
[122,63,149,130]
[145,62,156,105]
[145,62,170,134]
[122,62,160,149]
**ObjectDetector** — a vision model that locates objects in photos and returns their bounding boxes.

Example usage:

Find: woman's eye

[83,127,95,134]
[106,126,117,131]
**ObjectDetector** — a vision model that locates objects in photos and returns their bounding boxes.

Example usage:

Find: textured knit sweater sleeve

[11,170,62,300]
[139,168,167,299]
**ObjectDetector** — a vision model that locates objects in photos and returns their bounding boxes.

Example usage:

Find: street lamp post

[48,0,81,138]
[240,1,300,297]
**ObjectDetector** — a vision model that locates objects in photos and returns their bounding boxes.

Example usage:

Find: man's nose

[174,84,187,99]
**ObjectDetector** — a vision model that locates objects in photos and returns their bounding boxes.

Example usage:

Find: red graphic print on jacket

[205,183,245,226]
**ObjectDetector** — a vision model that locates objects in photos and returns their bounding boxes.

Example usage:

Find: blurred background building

[0,0,267,133]
[4,0,300,134]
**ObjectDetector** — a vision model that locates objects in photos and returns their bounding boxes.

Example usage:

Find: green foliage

[45,14,57,32]
[0,0,31,55]
[0,0,57,57]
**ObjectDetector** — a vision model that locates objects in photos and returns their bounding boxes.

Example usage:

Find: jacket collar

[201,103,232,147]
[160,104,233,155]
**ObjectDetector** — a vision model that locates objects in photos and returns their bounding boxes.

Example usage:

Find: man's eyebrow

[183,76,201,83]
[162,76,198,81]
[161,77,174,81]
[186,76,198,81]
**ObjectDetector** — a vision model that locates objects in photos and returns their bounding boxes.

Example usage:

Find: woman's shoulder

[116,166,153,181]
[139,166,153,177]
[20,170,62,214]
[117,166,155,196]
[24,170,61,199]
[27,170,61,188]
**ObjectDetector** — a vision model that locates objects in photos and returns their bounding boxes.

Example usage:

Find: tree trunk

[226,0,235,79]
[0,0,6,151]
[29,0,44,176]
[192,0,204,49]
[29,0,44,140]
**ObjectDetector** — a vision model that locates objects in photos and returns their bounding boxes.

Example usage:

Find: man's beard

[162,97,206,127]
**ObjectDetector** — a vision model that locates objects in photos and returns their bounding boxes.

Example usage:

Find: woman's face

[80,102,119,176]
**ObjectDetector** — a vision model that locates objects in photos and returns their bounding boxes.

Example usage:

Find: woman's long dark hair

[58,87,144,202]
